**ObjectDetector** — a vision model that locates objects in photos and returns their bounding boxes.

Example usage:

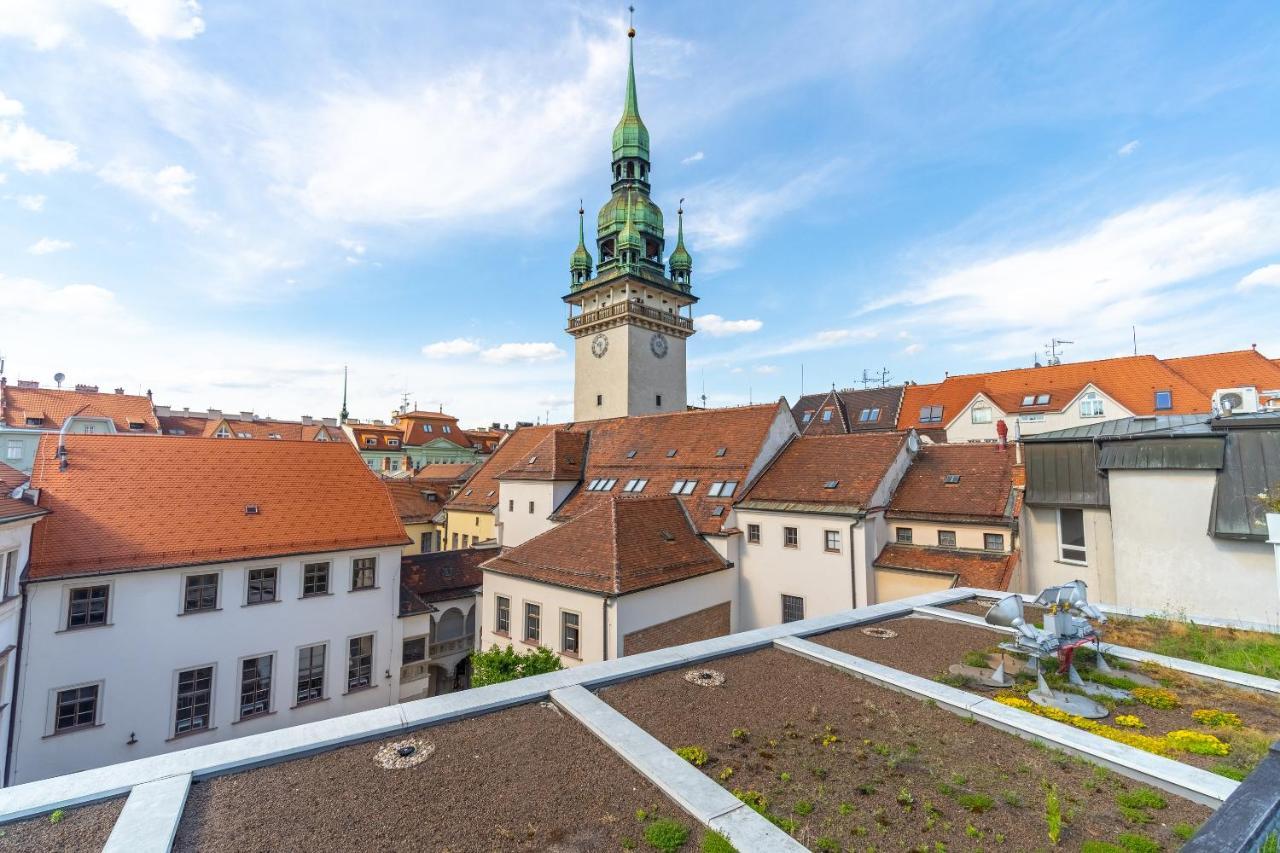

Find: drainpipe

[849,521,860,608]
[5,581,30,786]
[601,597,612,661]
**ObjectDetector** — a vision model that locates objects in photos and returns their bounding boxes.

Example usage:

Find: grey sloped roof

[1211,428,1280,540]
[1023,414,1213,443]
[1097,437,1224,470]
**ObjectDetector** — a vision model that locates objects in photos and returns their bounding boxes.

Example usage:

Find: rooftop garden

[600,647,1210,851]
[1103,615,1280,681]
[0,797,123,853]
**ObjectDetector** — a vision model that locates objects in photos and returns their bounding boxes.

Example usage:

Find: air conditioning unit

[1213,387,1259,416]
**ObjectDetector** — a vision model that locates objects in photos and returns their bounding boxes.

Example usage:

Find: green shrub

[48,809,65,825]
[1115,833,1160,853]
[957,792,995,813]
[897,787,915,807]
[1115,789,1166,811]
[675,746,709,767]
[700,830,736,853]
[1211,763,1248,781]
[814,838,839,852]
[1080,843,1125,853]
[470,644,563,687]
[644,818,690,852]
[1046,787,1062,845]
[730,727,750,741]
[1172,822,1197,841]
[1131,687,1179,710]
[792,800,814,816]
[837,802,854,815]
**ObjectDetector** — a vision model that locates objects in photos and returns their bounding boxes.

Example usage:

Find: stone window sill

[177,607,222,617]
[233,710,276,726]
[166,726,217,743]
[43,722,104,740]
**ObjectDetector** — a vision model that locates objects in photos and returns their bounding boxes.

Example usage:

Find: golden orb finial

[628,5,635,37]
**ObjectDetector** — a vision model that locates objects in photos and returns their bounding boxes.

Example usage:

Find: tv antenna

[860,367,892,388]
[700,369,707,409]
[399,391,411,414]
[1044,339,1073,366]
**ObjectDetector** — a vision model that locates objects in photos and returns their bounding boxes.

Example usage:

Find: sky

[2,1,1279,427]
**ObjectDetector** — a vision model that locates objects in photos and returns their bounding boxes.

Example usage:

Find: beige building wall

[874,568,956,602]
[887,519,1013,552]
[614,568,737,657]
[1022,504,1116,601]
[572,322,688,421]
[945,386,1133,443]
[495,480,579,548]
[444,508,495,550]
[479,571,605,667]
[1108,470,1278,623]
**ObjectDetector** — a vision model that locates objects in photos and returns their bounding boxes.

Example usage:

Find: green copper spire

[570,201,593,285]
[340,364,349,424]
[617,191,644,258]
[611,23,649,163]
[668,200,692,284]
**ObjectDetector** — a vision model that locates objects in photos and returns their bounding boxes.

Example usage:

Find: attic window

[364,437,376,446]
[821,409,833,422]
[823,480,839,489]
[1154,390,1173,411]
[24,417,44,427]
[666,449,678,458]
[388,439,400,447]
[245,504,261,515]
[919,406,943,424]
[1021,395,1035,406]
[626,450,637,458]
[660,531,676,542]
[623,478,648,492]
[707,481,738,498]
[670,479,698,495]
[237,432,253,438]
[486,490,495,497]
[268,433,283,440]
[715,447,727,457]
[170,429,187,435]
[711,506,725,517]
[527,455,538,464]
[802,411,813,423]
[858,408,880,422]
[128,421,145,431]
[1036,394,1050,405]
[944,474,961,485]
[464,488,473,496]
[586,479,617,492]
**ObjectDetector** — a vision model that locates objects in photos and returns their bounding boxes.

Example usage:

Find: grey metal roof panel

[1212,429,1280,540]
[1097,437,1225,470]
[1024,414,1213,443]
[1024,442,1109,507]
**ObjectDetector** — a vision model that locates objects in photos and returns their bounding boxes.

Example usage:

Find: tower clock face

[650,332,669,359]
[591,334,609,358]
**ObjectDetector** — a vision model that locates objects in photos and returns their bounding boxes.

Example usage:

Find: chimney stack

[996,419,1008,451]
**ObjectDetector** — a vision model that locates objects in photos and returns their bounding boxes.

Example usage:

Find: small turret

[668,201,692,287]
[570,202,593,286]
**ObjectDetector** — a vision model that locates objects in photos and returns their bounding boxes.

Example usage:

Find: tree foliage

[471,643,564,687]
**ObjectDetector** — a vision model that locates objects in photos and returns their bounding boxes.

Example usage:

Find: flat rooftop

[1,588,1276,852]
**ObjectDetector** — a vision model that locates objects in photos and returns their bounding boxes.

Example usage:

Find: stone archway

[453,656,472,692]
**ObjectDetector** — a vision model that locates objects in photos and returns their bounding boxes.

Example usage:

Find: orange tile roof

[0,460,28,491]
[887,442,1017,523]
[28,435,407,579]
[483,495,727,594]
[400,547,491,614]
[1163,349,1280,395]
[552,403,787,535]
[740,432,907,509]
[874,543,1018,591]
[0,495,46,523]
[499,430,587,481]
[159,415,343,441]
[393,412,472,448]
[412,462,477,483]
[446,424,560,512]
[381,479,444,524]
[2,384,159,433]
[897,354,1209,430]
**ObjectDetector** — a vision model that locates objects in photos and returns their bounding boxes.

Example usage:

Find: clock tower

[566,22,695,421]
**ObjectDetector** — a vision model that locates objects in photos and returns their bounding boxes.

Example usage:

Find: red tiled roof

[887,443,1016,522]
[499,430,587,481]
[0,495,46,523]
[0,460,28,491]
[740,432,907,509]
[393,412,472,448]
[399,546,491,614]
[792,387,903,435]
[412,462,477,484]
[1163,349,1280,396]
[381,479,444,524]
[552,403,786,535]
[28,435,407,579]
[159,415,343,441]
[2,385,159,433]
[446,425,561,512]
[897,355,1210,430]
[348,423,407,450]
[874,543,1018,591]
[483,496,727,595]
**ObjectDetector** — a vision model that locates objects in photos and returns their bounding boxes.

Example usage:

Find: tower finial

[340,364,349,424]
[628,5,635,37]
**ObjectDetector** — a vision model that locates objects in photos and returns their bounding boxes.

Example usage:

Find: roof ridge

[933,352,1162,383]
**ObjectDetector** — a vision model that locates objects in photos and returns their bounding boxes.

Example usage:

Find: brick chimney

[74,384,99,393]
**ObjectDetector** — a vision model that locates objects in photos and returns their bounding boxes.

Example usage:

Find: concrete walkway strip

[774,636,1239,809]
[101,773,191,853]
[550,684,807,852]
[912,605,1280,697]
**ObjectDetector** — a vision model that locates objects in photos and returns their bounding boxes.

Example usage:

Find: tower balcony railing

[568,299,693,332]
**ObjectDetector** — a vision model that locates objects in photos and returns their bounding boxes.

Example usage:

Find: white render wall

[480,570,606,666]
[572,322,688,421]
[1022,504,1116,601]
[495,480,579,549]
[614,567,737,657]
[944,386,1134,443]
[11,545,403,784]
[1107,469,1278,624]
[0,515,39,783]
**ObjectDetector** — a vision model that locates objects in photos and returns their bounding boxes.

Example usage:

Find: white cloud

[754,364,779,375]
[98,162,208,225]
[28,238,73,255]
[339,238,366,255]
[681,151,704,165]
[0,120,78,173]
[421,338,482,359]
[0,2,75,49]
[1118,139,1140,156]
[479,342,566,364]
[696,313,763,336]
[903,342,923,355]
[0,92,23,118]
[1238,263,1280,290]
[0,174,6,185]
[103,0,205,41]
[14,194,46,211]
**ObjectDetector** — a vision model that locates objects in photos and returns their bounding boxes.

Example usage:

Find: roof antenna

[700,369,707,409]
[1132,326,1138,356]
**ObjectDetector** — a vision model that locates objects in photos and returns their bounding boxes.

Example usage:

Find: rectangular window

[1154,390,1172,411]
[5,440,21,460]
[623,478,648,492]
[402,636,426,665]
[984,533,1005,551]
[781,595,805,623]
[1080,392,1104,418]
[451,532,459,549]
[55,684,99,732]
[1058,509,1087,563]
[596,394,603,406]
[347,635,374,691]
[919,405,943,423]
[821,409,833,422]
[561,611,580,656]
[937,530,957,547]
[387,439,400,447]
[747,523,761,544]
[461,534,469,548]
[971,406,992,424]
[421,532,431,552]
[239,655,272,719]
[302,562,330,597]
[802,411,813,423]
[67,585,109,628]
[896,527,913,544]
[824,529,841,552]
[508,499,514,511]
[524,602,541,644]
[351,557,377,590]
[495,595,511,634]
[246,568,277,605]
[528,501,535,514]
[655,394,662,407]
[707,481,738,498]
[0,549,12,598]
[296,644,326,704]
[183,573,218,613]
[783,527,799,548]
[174,666,213,735]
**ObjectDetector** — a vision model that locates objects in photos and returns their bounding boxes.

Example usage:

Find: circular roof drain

[861,626,899,639]
[374,738,435,769]
[684,668,726,687]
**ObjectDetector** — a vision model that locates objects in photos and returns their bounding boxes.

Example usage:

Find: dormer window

[424,424,433,433]
[944,474,961,485]
[24,417,43,427]
[1080,391,1104,418]
[214,426,232,438]
[268,433,283,440]
[364,437,376,446]
[128,421,145,431]
[237,432,252,438]
[919,406,943,424]
[388,439,400,447]
[821,409,833,422]
[1154,390,1173,411]
[802,411,813,423]
[443,426,451,434]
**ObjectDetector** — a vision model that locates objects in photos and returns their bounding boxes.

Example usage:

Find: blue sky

[2,1,1279,426]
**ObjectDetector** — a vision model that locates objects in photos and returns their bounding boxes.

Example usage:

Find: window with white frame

[443,425,451,433]
[783,527,799,548]
[824,529,841,552]
[1058,508,1087,563]
[246,568,277,605]
[747,523,761,544]
[1079,391,1105,418]
[622,478,648,493]
[174,666,213,735]
[239,655,273,719]
[0,550,12,598]
[495,595,510,634]
[351,557,377,590]
[183,573,218,613]
[55,683,99,732]
[586,478,617,491]
[971,405,993,424]
[561,611,580,656]
[388,439,400,447]
[67,585,109,628]
[669,480,698,495]
[707,481,738,498]
[524,602,541,644]
[296,644,326,704]
[213,425,231,438]
[347,635,374,691]
[821,409,833,422]
[302,561,330,596]
[781,595,805,623]
[5,440,21,460]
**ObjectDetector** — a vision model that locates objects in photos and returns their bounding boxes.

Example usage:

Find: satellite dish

[54,372,65,388]
[906,431,920,453]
